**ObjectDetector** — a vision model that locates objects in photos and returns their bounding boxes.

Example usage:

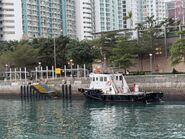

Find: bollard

[26,86,29,100]
[65,84,68,98]
[23,86,26,98]
[68,84,72,98]
[29,85,32,99]
[62,84,64,98]
[21,86,23,99]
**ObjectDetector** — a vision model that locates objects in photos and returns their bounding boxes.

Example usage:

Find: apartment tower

[0,0,22,41]
[22,0,61,39]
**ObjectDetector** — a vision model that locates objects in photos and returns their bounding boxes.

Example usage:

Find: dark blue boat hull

[79,89,163,104]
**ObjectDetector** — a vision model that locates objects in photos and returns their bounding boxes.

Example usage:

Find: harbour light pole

[68,59,74,77]
[149,53,153,74]
[54,37,56,70]
[53,30,62,70]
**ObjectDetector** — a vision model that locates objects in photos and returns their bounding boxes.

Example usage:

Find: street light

[38,62,41,79]
[53,30,63,70]
[5,64,8,80]
[149,53,152,74]
[54,37,56,70]
[68,59,74,77]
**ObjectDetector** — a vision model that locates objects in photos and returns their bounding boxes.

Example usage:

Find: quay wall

[125,74,185,101]
[0,74,185,100]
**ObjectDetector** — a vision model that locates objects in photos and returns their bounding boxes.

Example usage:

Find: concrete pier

[0,74,185,100]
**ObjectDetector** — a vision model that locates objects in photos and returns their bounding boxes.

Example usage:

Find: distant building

[22,0,62,39]
[75,0,95,40]
[126,0,166,29]
[166,0,185,24]
[0,0,23,41]
[61,0,77,39]
[0,0,169,41]
[94,0,124,33]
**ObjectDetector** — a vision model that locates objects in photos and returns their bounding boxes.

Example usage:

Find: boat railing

[111,79,120,94]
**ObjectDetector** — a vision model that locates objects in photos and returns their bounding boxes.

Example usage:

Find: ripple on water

[0,100,185,139]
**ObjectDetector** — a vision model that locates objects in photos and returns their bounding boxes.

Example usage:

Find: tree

[136,16,170,70]
[90,32,117,64]
[65,40,100,68]
[37,36,70,67]
[170,39,185,66]
[111,36,137,72]
[0,43,39,67]
[125,11,133,28]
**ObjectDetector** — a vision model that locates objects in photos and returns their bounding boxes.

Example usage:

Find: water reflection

[0,99,185,138]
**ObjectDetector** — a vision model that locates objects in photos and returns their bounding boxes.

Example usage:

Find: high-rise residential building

[143,0,166,21]
[61,0,76,39]
[94,0,124,33]
[126,0,166,28]
[75,0,95,40]
[22,0,62,39]
[122,0,127,29]
[0,0,23,41]
[126,0,143,28]
[166,0,185,24]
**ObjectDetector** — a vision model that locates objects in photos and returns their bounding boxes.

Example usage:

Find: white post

[54,37,57,70]
[52,66,54,79]
[35,67,38,81]
[84,64,86,78]
[19,68,22,81]
[64,65,66,78]
[10,68,12,81]
[46,66,48,79]
[70,64,73,77]
[41,66,43,79]
[15,68,16,81]
[77,64,80,78]
[149,53,153,74]
[24,67,27,82]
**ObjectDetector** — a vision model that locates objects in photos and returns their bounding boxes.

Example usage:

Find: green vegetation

[0,16,183,72]
[0,36,100,69]
[170,38,185,66]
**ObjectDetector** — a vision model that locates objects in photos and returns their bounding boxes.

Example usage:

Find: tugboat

[79,73,163,103]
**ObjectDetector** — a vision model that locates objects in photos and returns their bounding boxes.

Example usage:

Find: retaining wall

[0,75,185,100]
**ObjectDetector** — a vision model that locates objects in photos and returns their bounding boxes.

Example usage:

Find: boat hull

[79,89,163,104]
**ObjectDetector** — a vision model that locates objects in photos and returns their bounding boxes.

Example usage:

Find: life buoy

[107,81,112,86]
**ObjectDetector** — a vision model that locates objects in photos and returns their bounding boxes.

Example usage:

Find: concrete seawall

[1,74,185,100]
[125,74,185,101]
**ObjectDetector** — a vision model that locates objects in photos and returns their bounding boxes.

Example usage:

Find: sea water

[0,98,185,139]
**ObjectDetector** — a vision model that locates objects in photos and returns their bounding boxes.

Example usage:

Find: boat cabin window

[119,76,122,80]
[100,77,103,82]
[93,77,95,81]
[96,77,98,81]
[116,76,118,80]
[104,77,107,81]
[115,75,123,81]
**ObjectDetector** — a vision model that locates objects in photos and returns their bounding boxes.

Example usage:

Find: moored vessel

[79,73,163,103]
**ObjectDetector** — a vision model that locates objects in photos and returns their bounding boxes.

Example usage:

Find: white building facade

[75,0,95,40]
[0,0,23,41]
[94,0,124,33]
[126,0,166,28]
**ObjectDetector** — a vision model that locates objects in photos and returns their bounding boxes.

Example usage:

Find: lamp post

[53,30,63,71]
[149,53,152,74]
[68,59,73,77]
[5,64,8,80]
[53,37,56,70]
[38,62,42,78]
